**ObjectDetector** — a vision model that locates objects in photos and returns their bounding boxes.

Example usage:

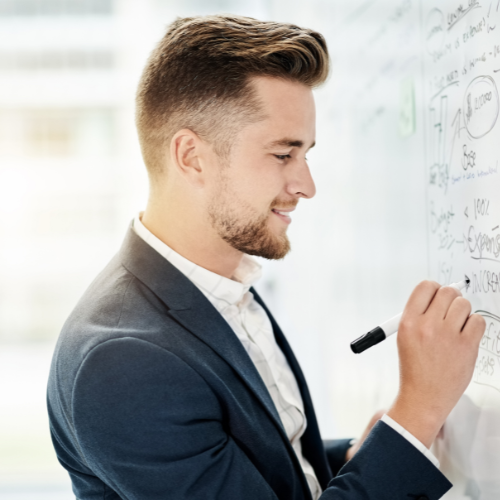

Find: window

[0,0,113,16]
[0,51,114,71]
[0,108,115,158]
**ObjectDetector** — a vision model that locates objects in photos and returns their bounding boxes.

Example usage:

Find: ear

[169,128,205,187]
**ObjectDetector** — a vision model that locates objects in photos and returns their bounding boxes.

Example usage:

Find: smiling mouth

[271,208,293,224]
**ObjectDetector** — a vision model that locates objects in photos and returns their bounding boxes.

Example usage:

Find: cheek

[238,161,283,201]
[234,179,278,213]
[223,147,285,208]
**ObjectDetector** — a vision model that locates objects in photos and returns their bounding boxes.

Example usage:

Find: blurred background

[0,0,427,497]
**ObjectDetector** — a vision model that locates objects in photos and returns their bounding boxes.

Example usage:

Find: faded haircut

[135,14,329,176]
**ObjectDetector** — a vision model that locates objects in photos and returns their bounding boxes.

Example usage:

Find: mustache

[270,199,298,210]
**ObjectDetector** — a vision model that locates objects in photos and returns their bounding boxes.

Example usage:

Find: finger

[462,313,487,343]
[404,280,441,316]
[425,285,462,320]
[444,297,471,331]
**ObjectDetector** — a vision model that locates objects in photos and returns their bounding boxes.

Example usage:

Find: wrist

[387,398,444,449]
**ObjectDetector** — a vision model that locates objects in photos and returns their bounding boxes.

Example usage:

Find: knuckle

[472,313,487,330]
[480,315,487,329]
[399,316,414,333]
[419,280,440,294]
[454,296,471,311]
[466,314,487,336]
[438,286,459,300]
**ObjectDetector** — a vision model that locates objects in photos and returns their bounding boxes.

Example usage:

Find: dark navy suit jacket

[47,227,452,499]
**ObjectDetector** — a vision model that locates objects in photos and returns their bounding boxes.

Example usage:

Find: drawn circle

[426,8,445,55]
[463,76,499,139]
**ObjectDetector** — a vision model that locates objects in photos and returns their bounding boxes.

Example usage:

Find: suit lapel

[119,227,286,440]
[251,288,333,489]
[168,303,284,430]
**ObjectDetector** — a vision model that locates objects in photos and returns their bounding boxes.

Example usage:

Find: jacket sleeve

[320,421,452,499]
[323,438,352,477]
[72,337,278,500]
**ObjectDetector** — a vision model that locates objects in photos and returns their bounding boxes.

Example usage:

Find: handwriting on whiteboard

[424,0,500,394]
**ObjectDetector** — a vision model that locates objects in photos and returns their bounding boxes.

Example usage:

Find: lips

[271,208,293,224]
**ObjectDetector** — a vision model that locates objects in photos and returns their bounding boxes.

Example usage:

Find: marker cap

[350,326,386,354]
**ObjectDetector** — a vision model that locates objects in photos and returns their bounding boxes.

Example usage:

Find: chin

[247,232,291,260]
[211,204,291,260]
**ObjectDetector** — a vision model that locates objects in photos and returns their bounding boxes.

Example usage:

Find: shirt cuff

[381,414,440,468]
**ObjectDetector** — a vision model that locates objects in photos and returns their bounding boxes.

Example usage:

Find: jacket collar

[119,226,285,434]
[132,213,263,311]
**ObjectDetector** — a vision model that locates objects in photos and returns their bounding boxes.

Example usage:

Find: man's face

[207,76,317,260]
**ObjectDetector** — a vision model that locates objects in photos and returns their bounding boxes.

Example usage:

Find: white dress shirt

[133,213,439,498]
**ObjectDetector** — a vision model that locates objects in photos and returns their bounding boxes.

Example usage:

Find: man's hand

[387,280,486,449]
[345,409,385,461]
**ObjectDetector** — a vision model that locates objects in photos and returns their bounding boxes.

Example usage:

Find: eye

[275,154,291,161]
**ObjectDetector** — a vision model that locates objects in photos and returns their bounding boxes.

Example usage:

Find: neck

[141,194,244,280]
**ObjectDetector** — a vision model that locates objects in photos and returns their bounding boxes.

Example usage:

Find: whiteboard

[422,0,500,498]
[261,0,500,496]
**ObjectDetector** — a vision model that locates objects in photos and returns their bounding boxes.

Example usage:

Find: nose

[285,159,316,199]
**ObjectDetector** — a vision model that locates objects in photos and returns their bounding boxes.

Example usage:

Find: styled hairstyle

[136,14,329,176]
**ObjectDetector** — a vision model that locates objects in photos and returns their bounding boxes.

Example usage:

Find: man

[47,15,485,499]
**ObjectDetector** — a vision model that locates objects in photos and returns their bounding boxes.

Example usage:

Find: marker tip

[465,274,470,290]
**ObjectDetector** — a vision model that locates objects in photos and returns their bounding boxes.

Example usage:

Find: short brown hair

[136,14,329,176]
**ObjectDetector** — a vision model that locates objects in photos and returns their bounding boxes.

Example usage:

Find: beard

[208,190,292,260]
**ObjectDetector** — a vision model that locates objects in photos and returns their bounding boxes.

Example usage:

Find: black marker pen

[350,277,470,354]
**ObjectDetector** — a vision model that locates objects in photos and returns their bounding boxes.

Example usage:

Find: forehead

[246,76,316,142]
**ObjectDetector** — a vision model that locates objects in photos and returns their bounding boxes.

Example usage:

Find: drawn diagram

[428,94,449,189]
[464,75,499,138]
[474,310,500,391]
[423,0,500,496]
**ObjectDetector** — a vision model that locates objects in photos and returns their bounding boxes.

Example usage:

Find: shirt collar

[133,213,262,311]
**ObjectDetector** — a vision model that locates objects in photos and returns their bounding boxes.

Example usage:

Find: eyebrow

[266,139,316,150]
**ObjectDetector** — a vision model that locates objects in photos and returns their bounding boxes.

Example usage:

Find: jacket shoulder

[48,254,181,426]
